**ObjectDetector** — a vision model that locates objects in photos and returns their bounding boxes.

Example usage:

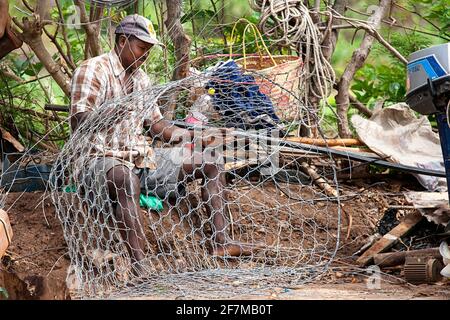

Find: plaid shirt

[70,50,163,169]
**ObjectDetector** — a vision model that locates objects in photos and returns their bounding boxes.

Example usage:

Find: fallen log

[373,247,442,268]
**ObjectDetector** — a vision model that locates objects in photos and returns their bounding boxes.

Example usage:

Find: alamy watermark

[366,265,381,290]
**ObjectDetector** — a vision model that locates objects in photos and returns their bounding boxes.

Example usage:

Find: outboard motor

[406,43,450,199]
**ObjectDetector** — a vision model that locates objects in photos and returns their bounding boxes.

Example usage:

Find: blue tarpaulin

[207,60,280,130]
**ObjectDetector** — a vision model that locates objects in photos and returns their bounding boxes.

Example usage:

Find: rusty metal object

[404,256,443,284]
[373,247,442,268]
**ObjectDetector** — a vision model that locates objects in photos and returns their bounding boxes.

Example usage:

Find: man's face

[116,35,153,72]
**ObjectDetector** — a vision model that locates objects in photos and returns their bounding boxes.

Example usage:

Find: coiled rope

[249,0,335,127]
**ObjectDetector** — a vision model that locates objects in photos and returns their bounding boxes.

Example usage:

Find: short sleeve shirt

[70,50,163,169]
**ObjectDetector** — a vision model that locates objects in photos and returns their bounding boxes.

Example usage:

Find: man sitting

[70,14,251,268]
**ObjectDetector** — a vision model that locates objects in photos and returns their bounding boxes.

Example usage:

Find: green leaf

[0,287,9,299]
[23,62,44,77]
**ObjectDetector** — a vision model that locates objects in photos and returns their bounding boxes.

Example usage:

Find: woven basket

[229,19,304,122]
[235,55,303,121]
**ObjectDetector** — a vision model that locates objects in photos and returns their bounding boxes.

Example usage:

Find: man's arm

[70,111,90,132]
[70,62,104,133]
[147,118,232,148]
[146,118,193,144]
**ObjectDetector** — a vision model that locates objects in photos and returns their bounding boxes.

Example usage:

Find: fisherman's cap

[115,14,161,46]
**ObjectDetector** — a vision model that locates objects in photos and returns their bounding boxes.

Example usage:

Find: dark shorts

[82,148,185,199]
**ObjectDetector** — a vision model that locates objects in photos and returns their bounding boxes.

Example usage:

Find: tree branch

[322,0,348,62]
[74,0,102,58]
[13,15,70,97]
[55,0,76,70]
[332,82,374,118]
[0,66,23,82]
[393,2,443,34]
[43,26,76,74]
[335,0,391,138]
[349,94,373,118]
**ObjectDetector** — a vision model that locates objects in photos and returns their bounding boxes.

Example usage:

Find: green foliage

[410,0,450,39]
[181,8,217,24]
[352,32,432,107]
[352,62,406,106]
[1,49,69,148]
[3,0,449,148]
[0,287,9,299]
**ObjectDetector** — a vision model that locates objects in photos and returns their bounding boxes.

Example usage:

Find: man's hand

[148,119,193,144]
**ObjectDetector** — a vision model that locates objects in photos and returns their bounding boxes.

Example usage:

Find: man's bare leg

[181,160,252,257]
[106,165,146,265]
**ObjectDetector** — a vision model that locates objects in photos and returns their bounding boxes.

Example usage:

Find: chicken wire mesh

[0,18,341,300]
[44,63,342,299]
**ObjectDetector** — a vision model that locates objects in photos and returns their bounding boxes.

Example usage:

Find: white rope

[250,0,336,127]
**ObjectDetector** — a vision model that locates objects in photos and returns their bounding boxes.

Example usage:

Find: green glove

[63,185,77,193]
[139,194,163,211]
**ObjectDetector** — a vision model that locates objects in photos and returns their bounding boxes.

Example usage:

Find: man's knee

[106,165,140,196]
[203,163,222,179]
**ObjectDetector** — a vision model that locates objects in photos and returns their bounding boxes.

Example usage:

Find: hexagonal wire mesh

[0,1,342,297]
[47,63,342,299]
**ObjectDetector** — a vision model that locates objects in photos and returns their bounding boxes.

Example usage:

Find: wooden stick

[224,160,251,171]
[331,146,371,153]
[0,127,24,152]
[286,136,364,147]
[300,162,353,239]
[300,162,338,197]
[357,211,424,266]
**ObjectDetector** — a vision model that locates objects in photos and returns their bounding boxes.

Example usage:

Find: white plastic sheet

[351,103,447,191]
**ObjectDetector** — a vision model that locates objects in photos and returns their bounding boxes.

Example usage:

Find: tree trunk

[163,0,192,119]
[165,0,191,81]
[35,0,50,21]
[303,0,347,138]
[14,15,70,96]
[75,0,102,58]
[335,0,391,138]
[0,0,9,38]
[322,0,347,61]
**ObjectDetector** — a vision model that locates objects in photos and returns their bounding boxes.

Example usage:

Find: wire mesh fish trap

[49,67,341,299]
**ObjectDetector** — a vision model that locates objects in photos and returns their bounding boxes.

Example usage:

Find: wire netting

[1,0,343,299]
[47,66,341,299]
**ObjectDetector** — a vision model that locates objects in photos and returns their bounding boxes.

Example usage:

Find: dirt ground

[126,283,450,300]
[1,173,449,300]
[0,192,70,299]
